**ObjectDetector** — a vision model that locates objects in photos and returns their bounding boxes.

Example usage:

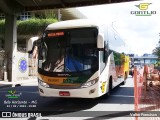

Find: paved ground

[0,76,135,120]
[0,76,38,88]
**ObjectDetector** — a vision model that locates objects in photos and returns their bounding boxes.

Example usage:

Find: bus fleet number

[63,79,73,83]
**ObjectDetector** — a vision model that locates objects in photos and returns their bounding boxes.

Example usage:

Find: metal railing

[134,65,160,120]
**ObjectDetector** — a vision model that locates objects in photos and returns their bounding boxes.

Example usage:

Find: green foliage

[44,10,57,19]
[154,61,160,68]
[18,18,58,35]
[153,40,160,67]
[0,18,58,35]
[153,40,160,59]
[113,52,121,65]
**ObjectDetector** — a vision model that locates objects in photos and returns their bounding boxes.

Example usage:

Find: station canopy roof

[0,0,137,14]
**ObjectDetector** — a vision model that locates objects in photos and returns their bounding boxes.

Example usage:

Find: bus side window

[103,42,109,63]
[100,51,103,63]
[99,51,105,73]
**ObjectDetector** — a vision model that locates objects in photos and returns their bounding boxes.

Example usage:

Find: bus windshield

[39,28,98,73]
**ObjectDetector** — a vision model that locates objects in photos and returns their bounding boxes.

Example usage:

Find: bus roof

[46,19,99,30]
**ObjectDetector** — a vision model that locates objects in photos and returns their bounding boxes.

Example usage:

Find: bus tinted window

[39,28,99,73]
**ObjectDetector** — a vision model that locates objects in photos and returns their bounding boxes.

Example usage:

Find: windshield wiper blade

[65,67,71,72]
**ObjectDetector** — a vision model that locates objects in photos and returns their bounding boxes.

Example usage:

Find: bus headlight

[81,77,98,88]
[38,79,49,88]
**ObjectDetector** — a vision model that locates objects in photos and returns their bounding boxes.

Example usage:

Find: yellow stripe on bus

[39,74,65,84]
[38,74,80,86]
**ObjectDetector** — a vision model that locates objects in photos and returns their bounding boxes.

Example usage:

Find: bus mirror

[42,47,47,62]
[97,34,104,49]
[27,37,39,52]
[42,48,45,62]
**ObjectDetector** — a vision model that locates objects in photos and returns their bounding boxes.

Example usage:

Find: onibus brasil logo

[6,90,22,99]
[131,3,156,16]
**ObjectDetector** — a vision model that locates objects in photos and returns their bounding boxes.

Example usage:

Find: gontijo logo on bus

[131,3,156,16]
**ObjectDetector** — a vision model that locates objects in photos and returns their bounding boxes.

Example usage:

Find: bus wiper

[65,67,71,72]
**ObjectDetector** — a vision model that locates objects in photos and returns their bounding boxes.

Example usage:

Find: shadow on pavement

[98,86,134,104]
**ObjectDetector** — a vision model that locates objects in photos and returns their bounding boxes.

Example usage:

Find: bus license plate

[59,91,70,96]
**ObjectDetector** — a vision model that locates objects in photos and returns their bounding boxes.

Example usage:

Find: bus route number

[63,79,73,83]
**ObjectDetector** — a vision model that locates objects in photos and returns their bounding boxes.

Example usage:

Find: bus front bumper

[38,83,99,98]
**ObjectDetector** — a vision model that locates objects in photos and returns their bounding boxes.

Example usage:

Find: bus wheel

[101,77,112,99]
[107,77,112,95]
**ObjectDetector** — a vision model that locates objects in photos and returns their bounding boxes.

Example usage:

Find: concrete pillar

[0,40,2,48]
[4,14,17,82]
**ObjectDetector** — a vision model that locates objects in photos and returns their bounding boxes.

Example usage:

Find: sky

[76,0,160,56]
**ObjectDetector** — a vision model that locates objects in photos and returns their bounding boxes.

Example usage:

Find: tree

[153,40,160,67]
[153,40,160,59]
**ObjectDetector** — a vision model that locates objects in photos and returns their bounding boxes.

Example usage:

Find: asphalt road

[0,76,135,120]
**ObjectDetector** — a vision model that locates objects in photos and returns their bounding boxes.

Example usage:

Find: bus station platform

[0,76,38,88]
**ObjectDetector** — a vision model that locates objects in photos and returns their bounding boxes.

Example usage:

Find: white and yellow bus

[37,19,129,98]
